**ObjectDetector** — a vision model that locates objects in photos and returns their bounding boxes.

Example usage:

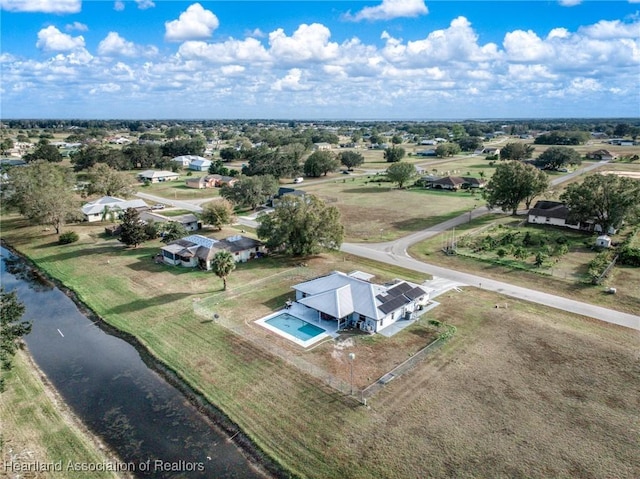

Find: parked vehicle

[151,204,165,210]
[293,177,304,184]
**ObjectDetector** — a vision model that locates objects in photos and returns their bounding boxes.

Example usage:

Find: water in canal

[1,247,269,478]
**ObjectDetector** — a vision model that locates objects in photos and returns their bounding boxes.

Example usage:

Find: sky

[1,0,639,120]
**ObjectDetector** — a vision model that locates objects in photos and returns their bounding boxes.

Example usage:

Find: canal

[1,247,270,478]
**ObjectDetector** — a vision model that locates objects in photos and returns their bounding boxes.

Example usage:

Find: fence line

[361,338,443,400]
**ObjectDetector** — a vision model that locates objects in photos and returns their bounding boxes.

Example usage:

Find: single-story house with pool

[291,271,430,334]
[160,234,266,270]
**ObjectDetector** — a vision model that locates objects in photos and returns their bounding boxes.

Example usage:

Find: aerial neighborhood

[1,117,639,479]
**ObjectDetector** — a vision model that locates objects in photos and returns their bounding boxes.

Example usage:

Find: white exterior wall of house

[527,214,577,229]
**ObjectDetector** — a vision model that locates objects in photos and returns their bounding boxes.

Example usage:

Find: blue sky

[1,1,639,119]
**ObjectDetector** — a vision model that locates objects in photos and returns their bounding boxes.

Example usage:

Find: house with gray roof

[160,234,265,270]
[81,196,149,222]
[292,271,429,333]
[137,170,180,183]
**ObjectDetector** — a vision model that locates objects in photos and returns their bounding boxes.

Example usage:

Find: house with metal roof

[81,196,149,222]
[137,170,180,183]
[160,234,265,270]
[291,271,429,333]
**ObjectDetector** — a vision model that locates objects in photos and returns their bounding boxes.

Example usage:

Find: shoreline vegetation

[1,215,639,478]
[0,349,128,479]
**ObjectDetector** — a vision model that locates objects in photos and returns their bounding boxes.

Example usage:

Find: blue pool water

[265,313,325,341]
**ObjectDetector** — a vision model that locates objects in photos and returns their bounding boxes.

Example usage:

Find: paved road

[341,159,640,331]
[136,192,218,213]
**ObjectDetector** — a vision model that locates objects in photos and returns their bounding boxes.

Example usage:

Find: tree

[119,208,147,247]
[384,146,405,163]
[219,147,241,162]
[435,143,461,157]
[5,161,80,234]
[200,199,235,230]
[122,144,163,170]
[499,142,535,161]
[303,151,340,177]
[456,136,482,152]
[211,250,236,291]
[391,135,403,145]
[86,163,135,197]
[208,159,236,176]
[220,175,279,209]
[71,145,129,171]
[386,162,416,189]
[241,145,301,178]
[484,161,549,215]
[23,139,62,163]
[0,288,30,392]
[338,151,364,170]
[161,138,205,157]
[560,174,640,233]
[257,195,344,256]
[0,138,14,155]
[160,222,188,243]
[537,146,581,170]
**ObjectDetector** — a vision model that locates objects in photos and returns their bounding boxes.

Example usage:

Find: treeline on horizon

[2,118,639,134]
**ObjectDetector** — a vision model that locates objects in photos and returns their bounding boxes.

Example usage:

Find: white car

[293,177,304,184]
[151,203,165,210]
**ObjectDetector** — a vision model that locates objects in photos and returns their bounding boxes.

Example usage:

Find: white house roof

[298,285,355,319]
[81,196,148,216]
[172,155,208,163]
[189,159,212,167]
[138,170,179,179]
[182,234,218,249]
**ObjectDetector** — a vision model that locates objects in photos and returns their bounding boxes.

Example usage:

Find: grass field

[0,351,123,479]
[2,215,639,478]
[140,181,221,200]
[409,214,640,315]
[300,176,479,242]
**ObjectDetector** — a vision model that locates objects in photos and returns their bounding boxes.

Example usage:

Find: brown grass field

[1,216,639,478]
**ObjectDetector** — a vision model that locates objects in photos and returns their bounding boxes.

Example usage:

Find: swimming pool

[257,312,329,347]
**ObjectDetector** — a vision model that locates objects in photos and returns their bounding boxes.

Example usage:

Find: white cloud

[65,21,88,32]
[221,65,245,75]
[165,3,219,42]
[558,0,582,6]
[135,0,154,9]
[0,0,80,13]
[579,19,640,39]
[503,30,553,62]
[178,38,269,63]
[269,23,339,63]
[272,68,310,91]
[36,26,85,52]
[98,32,137,57]
[114,0,124,11]
[345,0,428,22]
[381,17,499,66]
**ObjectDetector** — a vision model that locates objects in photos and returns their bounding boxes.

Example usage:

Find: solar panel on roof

[376,293,389,303]
[405,286,427,300]
[183,235,217,249]
[378,295,410,314]
[386,282,413,298]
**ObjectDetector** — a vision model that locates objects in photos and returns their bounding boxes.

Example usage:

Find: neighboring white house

[137,170,180,183]
[171,155,208,168]
[81,196,149,222]
[527,200,616,234]
[160,234,266,270]
[188,158,212,171]
[291,271,429,333]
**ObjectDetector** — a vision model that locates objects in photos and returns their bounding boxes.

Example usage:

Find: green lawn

[0,352,120,479]
[2,215,638,478]
[300,176,479,242]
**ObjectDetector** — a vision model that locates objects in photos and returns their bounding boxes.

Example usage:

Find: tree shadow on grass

[392,213,463,233]
[106,293,195,315]
[263,291,294,310]
[340,186,392,194]
[35,245,127,263]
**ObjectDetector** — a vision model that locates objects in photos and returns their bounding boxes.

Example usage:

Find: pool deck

[255,304,340,348]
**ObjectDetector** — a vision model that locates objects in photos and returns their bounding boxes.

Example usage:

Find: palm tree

[211,250,236,291]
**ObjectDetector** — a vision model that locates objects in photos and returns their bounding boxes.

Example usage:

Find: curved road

[342,159,640,331]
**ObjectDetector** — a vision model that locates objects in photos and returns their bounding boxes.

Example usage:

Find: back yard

[1,216,639,478]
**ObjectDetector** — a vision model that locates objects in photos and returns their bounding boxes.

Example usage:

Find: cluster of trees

[257,195,343,256]
[303,151,340,177]
[23,139,63,163]
[500,142,535,161]
[70,139,206,172]
[435,143,461,158]
[560,174,640,233]
[384,146,405,163]
[241,144,304,178]
[0,288,30,392]
[534,131,590,145]
[484,162,550,215]
[338,151,364,170]
[536,146,581,170]
[386,162,416,188]
[220,175,279,209]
